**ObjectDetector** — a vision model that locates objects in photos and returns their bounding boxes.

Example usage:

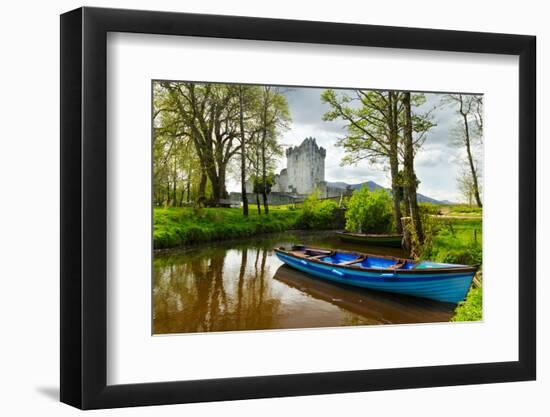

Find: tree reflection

[153,247,281,334]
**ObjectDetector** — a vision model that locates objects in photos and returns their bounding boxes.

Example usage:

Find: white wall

[0,0,545,415]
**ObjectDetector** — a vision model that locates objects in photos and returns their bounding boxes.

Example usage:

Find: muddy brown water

[153,231,455,334]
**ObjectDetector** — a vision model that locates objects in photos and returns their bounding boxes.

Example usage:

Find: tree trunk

[261,129,269,214]
[179,189,185,206]
[403,92,424,246]
[171,157,177,206]
[186,160,192,203]
[198,163,207,204]
[207,161,227,204]
[218,166,228,201]
[165,180,171,207]
[253,143,262,215]
[460,109,483,208]
[238,87,249,216]
[388,92,403,234]
[261,145,269,214]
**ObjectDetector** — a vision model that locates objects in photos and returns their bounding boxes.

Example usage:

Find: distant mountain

[327,180,383,191]
[327,181,447,205]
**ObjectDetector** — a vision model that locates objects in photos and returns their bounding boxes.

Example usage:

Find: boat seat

[308,252,333,260]
[339,256,366,266]
[388,260,406,270]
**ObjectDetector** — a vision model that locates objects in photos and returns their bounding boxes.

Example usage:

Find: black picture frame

[60,6,536,410]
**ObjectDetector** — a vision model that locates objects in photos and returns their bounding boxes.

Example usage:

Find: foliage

[298,190,340,229]
[322,89,435,237]
[321,89,435,166]
[249,173,275,195]
[345,187,394,233]
[452,286,482,322]
[153,81,291,206]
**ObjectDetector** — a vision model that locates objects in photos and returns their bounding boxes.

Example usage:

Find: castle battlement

[285,137,326,158]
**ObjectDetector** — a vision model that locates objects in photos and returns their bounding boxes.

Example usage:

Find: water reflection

[153,231,455,334]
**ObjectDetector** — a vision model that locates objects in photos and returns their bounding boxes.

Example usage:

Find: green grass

[153,206,302,249]
[445,204,482,216]
[452,285,482,322]
[419,216,483,322]
[153,203,343,249]
[419,202,482,217]
[423,217,482,265]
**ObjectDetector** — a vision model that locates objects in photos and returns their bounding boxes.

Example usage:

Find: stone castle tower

[271,137,326,195]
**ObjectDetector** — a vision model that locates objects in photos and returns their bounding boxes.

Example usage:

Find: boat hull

[337,232,403,248]
[275,251,475,303]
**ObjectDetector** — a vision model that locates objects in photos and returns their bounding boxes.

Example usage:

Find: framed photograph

[60,6,536,409]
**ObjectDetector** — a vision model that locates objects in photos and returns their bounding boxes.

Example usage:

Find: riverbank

[452,284,482,322]
[154,207,302,249]
[420,216,483,321]
[154,197,344,249]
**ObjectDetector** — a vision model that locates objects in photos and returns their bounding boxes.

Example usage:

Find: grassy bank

[154,199,344,249]
[422,217,482,265]
[419,216,483,321]
[154,206,301,249]
[452,285,482,322]
[420,202,482,217]
[154,191,345,249]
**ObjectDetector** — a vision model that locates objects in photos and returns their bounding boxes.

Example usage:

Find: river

[153,231,455,334]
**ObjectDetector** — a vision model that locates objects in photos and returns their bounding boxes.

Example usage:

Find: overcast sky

[228,87,483,202]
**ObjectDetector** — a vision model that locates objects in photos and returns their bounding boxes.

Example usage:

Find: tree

[402,92,424,245]
[322,89,434,234]
[237,86,263,215]
[472,95,483,138]
[153,83,204,206]
[443,94,483,207]
[238,86,249,215]
[257,86,291,214]
[322,89,403,232]
[160,82,241,203]
[457,167,478,206]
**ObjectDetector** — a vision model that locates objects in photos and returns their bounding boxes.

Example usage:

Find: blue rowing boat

[274,245,478,303]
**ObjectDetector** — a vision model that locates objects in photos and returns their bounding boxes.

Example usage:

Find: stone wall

[229,191,298,206]
[271,168,289,193]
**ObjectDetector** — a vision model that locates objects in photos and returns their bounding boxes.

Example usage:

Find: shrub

[299,190,339,229]
[345,187,393,233]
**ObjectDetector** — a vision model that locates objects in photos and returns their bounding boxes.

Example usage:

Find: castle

[270,137,326,195]
[232,137,343,205]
